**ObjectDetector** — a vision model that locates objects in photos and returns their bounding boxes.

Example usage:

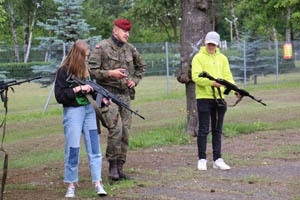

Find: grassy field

[0,70,299,170]
[0,69,300,199]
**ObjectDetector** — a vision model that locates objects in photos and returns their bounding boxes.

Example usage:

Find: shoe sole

[213,165,230,170]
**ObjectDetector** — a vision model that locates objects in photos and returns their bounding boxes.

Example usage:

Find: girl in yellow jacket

[192,31,239,171]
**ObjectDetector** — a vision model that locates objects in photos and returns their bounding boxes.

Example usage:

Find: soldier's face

[113,27,130,43]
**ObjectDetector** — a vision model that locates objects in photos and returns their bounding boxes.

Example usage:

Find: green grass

[5,184,39,190]
[129,121,191,150]
[255,144,300,160]
[0,73,299,171]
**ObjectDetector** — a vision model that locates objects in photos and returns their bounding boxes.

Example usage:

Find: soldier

[88,19,146,181]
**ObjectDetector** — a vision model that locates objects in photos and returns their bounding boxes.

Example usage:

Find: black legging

[196,99,227,161]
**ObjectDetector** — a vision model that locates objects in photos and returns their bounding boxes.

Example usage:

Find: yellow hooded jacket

[191,46,235,99]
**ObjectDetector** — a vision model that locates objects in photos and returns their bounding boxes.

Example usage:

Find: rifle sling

[212,86,244,107]
[85,94,102,134]
[0,89,9,200]
[211,86,226,107]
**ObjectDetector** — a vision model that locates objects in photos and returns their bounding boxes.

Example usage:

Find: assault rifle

[0,76,42,102]
[66,74,145,120]
[198,71,266,106]
[0,76,42,200]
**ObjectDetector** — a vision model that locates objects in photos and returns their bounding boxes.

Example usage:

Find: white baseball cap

[205,31,220,46]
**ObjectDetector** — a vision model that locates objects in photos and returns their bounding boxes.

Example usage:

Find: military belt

[103,85,129,96]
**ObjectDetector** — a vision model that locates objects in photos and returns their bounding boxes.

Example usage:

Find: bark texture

[9,4,19,63]
[176,0,211,136]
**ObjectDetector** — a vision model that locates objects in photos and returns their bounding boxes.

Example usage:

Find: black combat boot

[117,160,133,180]
[109,160,119,181]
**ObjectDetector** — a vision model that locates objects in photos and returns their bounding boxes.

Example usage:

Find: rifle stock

[198,71,266,106]
[67,74,145,120]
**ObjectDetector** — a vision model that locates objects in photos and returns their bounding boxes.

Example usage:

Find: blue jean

[63,103,102,183]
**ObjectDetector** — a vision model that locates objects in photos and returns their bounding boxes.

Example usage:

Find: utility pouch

[129,88,135,100]
[98,105,119,129]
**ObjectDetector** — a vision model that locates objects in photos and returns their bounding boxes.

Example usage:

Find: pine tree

[34,0,101,85]
[36,0,100,53]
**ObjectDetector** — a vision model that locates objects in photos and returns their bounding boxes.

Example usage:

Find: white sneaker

[213,158,231,170]
[197,159,207,170]
[95,184,107,196]
[65,186,75,198]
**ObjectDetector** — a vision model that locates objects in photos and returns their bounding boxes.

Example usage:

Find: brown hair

[58,40,89,79]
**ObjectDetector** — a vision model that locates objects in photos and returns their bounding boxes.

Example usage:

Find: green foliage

[37,0,98,48]
[0,0,6,26]
[0,61,51,68]
[0,61,52,79]
[82,0,126,39]
[122,0,180,42]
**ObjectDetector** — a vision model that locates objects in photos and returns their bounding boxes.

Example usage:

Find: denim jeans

[63,103,102,183]
[196,99,227,161]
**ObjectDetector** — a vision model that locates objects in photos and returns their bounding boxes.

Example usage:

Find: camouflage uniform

[88,36,146,163]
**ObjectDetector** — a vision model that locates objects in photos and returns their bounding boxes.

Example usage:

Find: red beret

[114,19,132,31]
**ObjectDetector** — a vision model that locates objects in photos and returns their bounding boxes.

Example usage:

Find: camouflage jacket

[88,36,146,91]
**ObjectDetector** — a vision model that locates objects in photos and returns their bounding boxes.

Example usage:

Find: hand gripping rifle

[198,71,266,106]
[66,74,145,120]
[0,76,42,200]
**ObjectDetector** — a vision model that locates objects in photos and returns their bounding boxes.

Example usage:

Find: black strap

[0,89,10,200]
[211,86,226,107]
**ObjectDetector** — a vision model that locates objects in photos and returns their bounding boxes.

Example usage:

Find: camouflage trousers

[99,93,132,163]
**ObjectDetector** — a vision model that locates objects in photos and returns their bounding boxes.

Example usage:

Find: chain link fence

[0,40,299,87]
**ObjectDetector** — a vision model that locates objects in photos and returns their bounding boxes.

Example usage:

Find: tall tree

[124,0,180,42]
[7,1,19,62]
[274,0,300,40]
[37,0,97,48]
[176,0,211,136]
[23,0,40,63]
[83,0,126,39]
[230,0,240,43]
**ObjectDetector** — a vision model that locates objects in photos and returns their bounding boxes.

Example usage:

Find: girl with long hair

[55,40,106,198]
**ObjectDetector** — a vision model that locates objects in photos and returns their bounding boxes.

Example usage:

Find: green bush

[0,62,53,79]
[0,62,52,68]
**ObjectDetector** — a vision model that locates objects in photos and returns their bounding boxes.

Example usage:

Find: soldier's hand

[213,81,222,88]
[127,80,136,88]
[108,68,127,80]
[235,92,241,99]
[102,98,112,106]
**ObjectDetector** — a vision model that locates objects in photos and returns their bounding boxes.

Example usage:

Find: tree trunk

[231,0,240,43]
[9,4,19,63]
[24,19,29,61]
[44,50,49,62]
[24,6,37,63]
[285,6,291,43]
[266,23,272,50]
[272,26,278,42]
[176,0,211,136]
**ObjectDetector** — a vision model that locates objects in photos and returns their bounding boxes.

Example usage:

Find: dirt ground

[2,126,300,200]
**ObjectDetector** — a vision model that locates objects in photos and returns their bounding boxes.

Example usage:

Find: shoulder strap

[85,94,102,134]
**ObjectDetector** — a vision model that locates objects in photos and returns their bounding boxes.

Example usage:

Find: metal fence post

[165,42,170,95]
[275,40,279,85]
[243,40,247,86]
[42,42,66,114]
